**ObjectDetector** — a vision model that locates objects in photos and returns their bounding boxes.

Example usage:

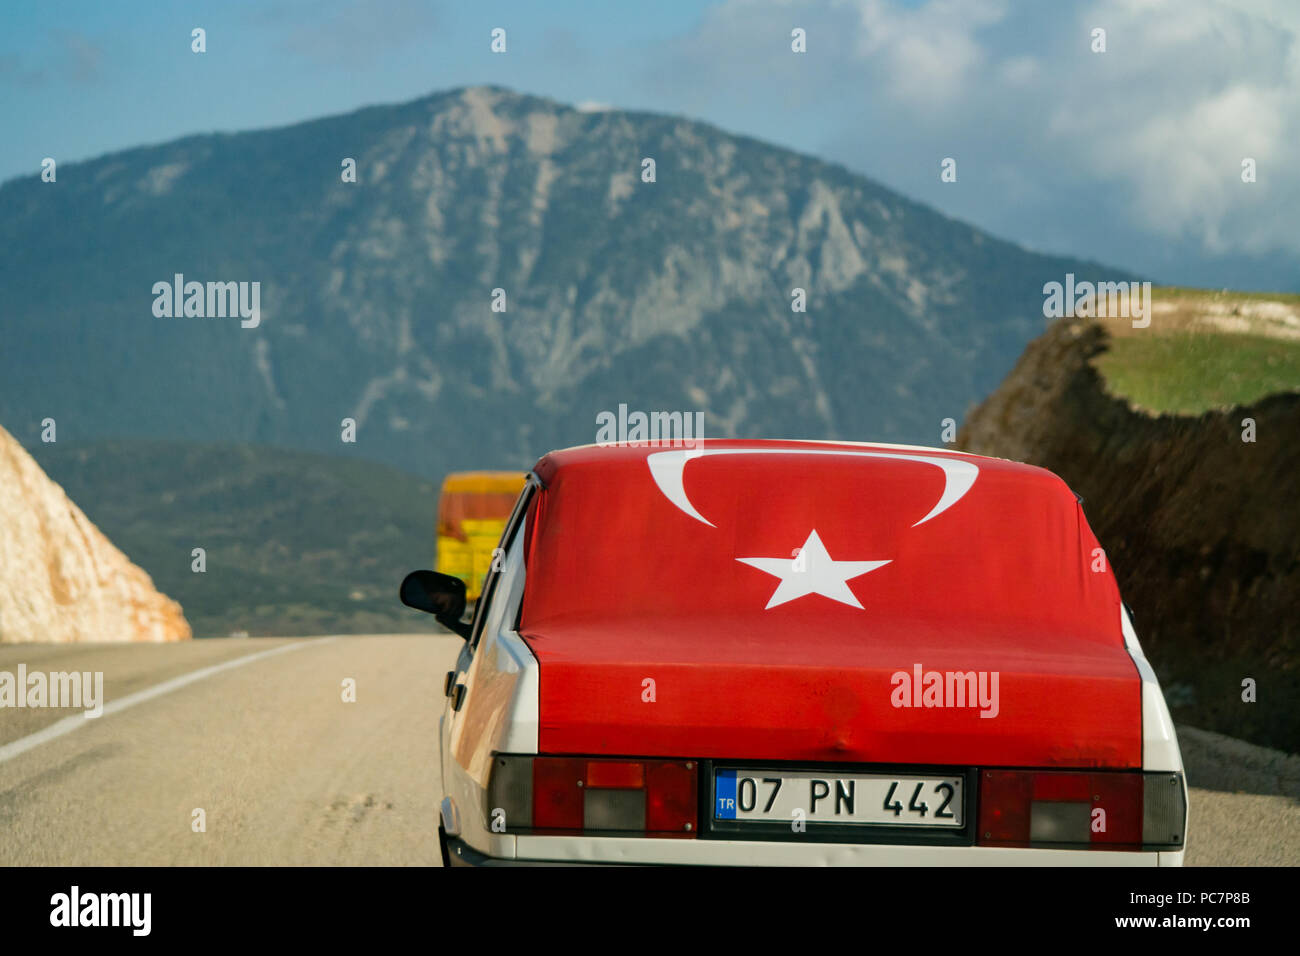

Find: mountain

[958,291,1299,753]
[0,86,1126,478]
[0,426,189,643]
[28,440,438,638]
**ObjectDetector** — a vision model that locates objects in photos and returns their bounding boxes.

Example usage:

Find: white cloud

[1043,0,1300,254]
[666,0,1300,260]
[847,0,1008,106]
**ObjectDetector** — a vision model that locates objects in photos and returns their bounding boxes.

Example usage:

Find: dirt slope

[958,318,1298,752]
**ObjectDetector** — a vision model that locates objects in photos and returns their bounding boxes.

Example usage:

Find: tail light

[977,770,1185,850]
[488,755,698,836]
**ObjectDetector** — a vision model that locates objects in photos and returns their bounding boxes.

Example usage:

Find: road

[0,637,1295,865]
[0,636,460,865]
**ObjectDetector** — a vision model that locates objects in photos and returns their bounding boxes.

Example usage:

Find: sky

[3,0,1297,290]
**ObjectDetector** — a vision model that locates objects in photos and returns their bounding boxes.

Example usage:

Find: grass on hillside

[1150,286,1300,305]
[1093,331,1300,415]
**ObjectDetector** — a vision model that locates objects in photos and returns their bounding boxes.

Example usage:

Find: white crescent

[646,447,979,529]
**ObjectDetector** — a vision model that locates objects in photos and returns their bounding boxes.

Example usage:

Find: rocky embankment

[958,318,1298,752]
[0,425,190,643]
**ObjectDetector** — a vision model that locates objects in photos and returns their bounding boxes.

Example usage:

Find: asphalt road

[0,637,1294,865]
[0,636,461,866]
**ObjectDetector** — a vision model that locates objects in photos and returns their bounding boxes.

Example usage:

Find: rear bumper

[444,832,606,867]
[445,830,1183,866]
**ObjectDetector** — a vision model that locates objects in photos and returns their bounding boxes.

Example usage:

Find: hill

[959,289,1299,752]
[1,85,1125,479]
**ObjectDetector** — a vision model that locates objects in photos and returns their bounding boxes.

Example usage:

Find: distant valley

[30,440,437,638]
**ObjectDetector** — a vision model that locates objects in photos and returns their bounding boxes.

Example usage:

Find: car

[401,438,1188,865]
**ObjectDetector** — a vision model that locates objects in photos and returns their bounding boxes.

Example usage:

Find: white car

[402,439,1188,865]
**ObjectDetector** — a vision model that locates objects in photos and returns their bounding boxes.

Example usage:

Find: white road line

[0,638,336,765]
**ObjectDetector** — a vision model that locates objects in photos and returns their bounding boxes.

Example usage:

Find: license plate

[714,769,964,827]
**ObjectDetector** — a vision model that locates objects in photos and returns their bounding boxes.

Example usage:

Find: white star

[736,529,890,610]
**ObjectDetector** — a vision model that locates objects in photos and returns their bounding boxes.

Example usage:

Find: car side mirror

[400,570,472,640]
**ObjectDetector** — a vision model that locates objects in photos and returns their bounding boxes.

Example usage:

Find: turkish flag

[519,441,1140,768]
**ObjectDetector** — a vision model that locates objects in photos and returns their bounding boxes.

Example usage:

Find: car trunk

[519,616,1142,768]
[518,442,1145,771]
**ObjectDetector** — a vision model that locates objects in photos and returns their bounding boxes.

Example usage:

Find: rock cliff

[0,425,190,643]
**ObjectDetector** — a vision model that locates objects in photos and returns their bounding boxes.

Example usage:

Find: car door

[439,475,538,783]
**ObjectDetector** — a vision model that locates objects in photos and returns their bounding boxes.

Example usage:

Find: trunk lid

[518,442,1143,768]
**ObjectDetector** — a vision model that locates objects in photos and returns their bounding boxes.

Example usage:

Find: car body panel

[439,510,538,844]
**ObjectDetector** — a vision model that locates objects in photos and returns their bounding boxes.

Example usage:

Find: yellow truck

[435,471,528,601]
